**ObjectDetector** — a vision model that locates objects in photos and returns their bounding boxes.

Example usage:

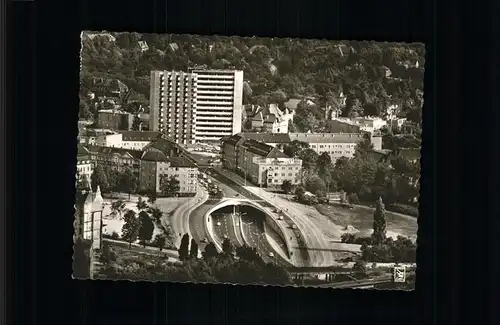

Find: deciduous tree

[121,210,140,249]
[178,233,190,261]
[281,180,293,194]
[110,200,126,219]
[203,242,218,260]
[189,239,199,258]
[138,211,155,247]
[372,197,387,245]
[160,175,181,197]
[91,164,109,192]
[136,196,148,211]
[120,168,138,200]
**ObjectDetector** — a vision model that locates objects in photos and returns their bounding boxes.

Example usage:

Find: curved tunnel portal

[208,202,289,264]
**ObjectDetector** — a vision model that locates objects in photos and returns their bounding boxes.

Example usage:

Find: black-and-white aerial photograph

[74,31,423,290]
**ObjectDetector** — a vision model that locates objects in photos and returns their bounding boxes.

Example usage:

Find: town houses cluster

[78,67,411,198]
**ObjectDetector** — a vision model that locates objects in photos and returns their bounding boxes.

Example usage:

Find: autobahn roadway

[206,168,310,264]
[187,170,243,251]
[211,167,340,267]
[240,212,292,267]
[188,194,221,252]
[211,210,242,247]
[188,169,293,267]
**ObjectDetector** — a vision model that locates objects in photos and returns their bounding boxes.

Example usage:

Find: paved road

[213,167,338,267]
[211,211,242,247]
[209,168,310,265]
[189,172,292,266]
[169,188,206,247]
[240,213,287,265]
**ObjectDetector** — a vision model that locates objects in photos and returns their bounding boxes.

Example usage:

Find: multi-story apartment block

[150,69,244,143]
[76,146,94,182]
[95,132,123,148]
[119,131,161,150]
[96,109,134,130]
[81,136,199,196]
[139,151,198,196]
[149,71,198,144]
[86,145,143,177]
[221,133,292,170]
[288,133,382,164]
[78,129,115,145]
[189,69,243,142]
[235,139,302,187]
[90,130,161,150]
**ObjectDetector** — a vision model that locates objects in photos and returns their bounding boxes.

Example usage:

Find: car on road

[201,238,208,243]
[268,252,275,258]
[278,216,284,220]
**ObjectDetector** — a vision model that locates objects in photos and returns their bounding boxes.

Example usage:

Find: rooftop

[77,145,91,157]
[237,132,291,144]
[222,134,245,146]
[288,133,365,144]
[81,129,117,137]
[264,115,277,123]
[168,157,197,168]
[141,150,169,162]
[120,131,161,142]
[98,109,130,115]
[240,139,289,159]
[75,187,103,212]
[253,112,264,121]
[284,98,301,110]
[86,145,144,159]
[146,137,182,156]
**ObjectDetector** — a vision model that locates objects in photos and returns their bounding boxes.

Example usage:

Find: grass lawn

[101,197,188,242]
[154,197,190,216]
[315,204,418,242]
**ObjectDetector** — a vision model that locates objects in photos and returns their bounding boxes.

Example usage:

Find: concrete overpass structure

[204,197,303,266]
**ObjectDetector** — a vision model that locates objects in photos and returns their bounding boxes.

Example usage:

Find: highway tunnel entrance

[208,202,288,260]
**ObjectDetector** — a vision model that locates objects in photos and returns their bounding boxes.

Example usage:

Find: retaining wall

[263,214,291,259]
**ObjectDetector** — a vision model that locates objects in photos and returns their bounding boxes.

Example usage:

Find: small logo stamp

[393,266,406,283]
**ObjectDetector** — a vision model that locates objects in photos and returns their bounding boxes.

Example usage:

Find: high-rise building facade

[150,69,243,144]
[190,69,243,142]
[149,71,198,144]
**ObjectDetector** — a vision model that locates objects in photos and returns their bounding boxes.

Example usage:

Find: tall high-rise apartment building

[150,69,243,144]
[149,71,197,144]
[190,69,243,142]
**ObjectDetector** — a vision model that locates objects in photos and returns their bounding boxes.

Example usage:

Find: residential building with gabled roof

[139,148,198,196]
[221,136,302,187]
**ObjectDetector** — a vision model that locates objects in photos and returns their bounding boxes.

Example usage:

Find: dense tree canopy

[80,32,425,123]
